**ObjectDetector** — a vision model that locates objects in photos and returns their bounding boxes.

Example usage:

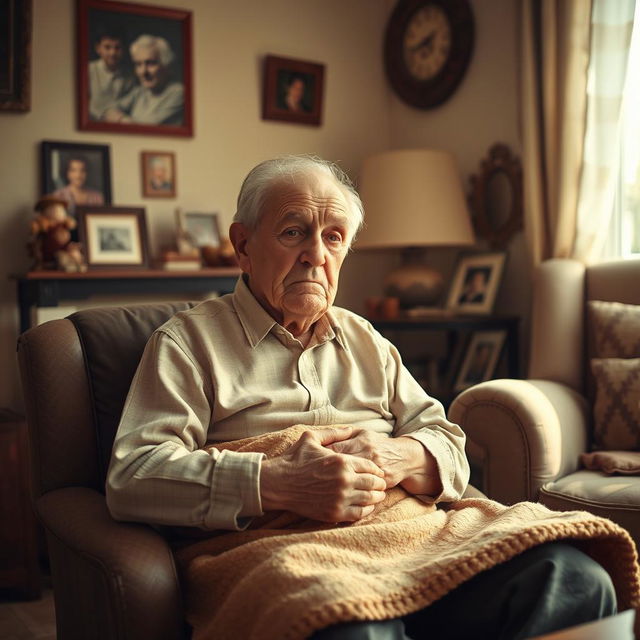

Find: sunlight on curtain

[574,0,635,261]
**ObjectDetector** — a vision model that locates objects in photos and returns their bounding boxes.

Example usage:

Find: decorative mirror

[468,144,523,249]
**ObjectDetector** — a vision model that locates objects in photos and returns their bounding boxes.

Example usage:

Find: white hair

[130,34,174,67]
[233,155,364,242]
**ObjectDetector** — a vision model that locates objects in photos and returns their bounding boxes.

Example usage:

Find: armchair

[17,302,196,640]
[449,258,640,547]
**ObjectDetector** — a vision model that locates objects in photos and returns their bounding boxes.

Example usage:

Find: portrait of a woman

[52,154,105,218]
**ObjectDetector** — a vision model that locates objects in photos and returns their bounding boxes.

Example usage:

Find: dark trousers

[310,542,617,640]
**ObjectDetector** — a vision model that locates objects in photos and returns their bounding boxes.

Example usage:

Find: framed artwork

[141,151,176,198]
[262,54,325,126]
[76,205,149,269]
[76,0,193,137]
[40,140,112,219]
[453,330,506,392]
[0,0,32,111]
[446,252,506,315]
[177,210,221,249]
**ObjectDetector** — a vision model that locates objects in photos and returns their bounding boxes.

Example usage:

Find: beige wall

[0,0,524,410]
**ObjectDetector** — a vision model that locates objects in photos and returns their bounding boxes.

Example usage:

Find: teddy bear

[29,196,87,272]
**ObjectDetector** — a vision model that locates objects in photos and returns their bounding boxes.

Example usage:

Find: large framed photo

[446,252,506,315]
[141,151,176,198]
[0,0,32,112]
[77,0,193,137]
[453,330,506,392]
[77,205,149,269]
[177,210,221,249]
[262,54,324,126]
[40,140,112,219]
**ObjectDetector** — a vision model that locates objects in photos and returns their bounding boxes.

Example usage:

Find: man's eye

[283,229,302,238]
[327,232,343,243]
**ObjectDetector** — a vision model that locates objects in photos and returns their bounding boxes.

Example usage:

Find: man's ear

[229,222,251,274]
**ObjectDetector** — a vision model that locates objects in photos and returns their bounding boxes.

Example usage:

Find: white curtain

[573,0,636,261]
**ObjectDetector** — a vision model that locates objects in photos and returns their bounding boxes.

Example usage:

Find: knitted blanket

[175,425,640,640]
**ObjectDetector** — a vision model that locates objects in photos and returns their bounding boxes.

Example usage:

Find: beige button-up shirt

[106,277,469,531]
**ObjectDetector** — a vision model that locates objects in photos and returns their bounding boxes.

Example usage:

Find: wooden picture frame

[177,210,221,249]
[446,252,506,315]
[0,0,32,111]
[76,205,149,269]
[141,151,175,198]
[453,330,506,392]
[76,0,193,137]
[262,54,324,126]
[40,140,112,218]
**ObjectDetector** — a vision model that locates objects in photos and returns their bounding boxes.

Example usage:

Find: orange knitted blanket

[175,425,640,640]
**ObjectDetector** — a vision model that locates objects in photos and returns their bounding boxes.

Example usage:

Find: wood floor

[0,584,56,640]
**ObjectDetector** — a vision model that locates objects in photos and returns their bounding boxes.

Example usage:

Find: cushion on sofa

[591,358,640,451]
[580,450,640,475]
[588,300,640,358]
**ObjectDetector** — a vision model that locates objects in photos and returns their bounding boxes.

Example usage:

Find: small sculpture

[29,196,87,272]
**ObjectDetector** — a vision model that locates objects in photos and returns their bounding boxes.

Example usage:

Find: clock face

[402,5,452,81]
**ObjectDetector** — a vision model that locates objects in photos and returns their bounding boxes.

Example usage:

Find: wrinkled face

[234,172,354,327]
[133,46,167,90]
[67,160,87,188]
[95,37,123,71]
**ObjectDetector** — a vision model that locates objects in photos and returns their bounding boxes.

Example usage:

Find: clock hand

[409,31,436,53]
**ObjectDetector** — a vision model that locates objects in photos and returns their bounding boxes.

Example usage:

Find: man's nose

[300,234,326,266]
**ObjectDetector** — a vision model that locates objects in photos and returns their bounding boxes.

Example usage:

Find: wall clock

[384,0,474,109]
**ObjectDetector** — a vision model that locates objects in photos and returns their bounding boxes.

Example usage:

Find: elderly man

[104,34,183,125]
[107,156,617,639]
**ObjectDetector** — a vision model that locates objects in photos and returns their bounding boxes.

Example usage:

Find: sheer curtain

[574,0,636,261]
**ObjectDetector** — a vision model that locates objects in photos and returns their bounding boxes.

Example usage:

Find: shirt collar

[232,275,347,350]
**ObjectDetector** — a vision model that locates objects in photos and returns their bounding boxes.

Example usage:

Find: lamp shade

[356,149,475,249]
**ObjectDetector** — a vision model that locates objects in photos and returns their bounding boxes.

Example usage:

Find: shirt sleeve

[382,336,470,503]
[106,330,265,531]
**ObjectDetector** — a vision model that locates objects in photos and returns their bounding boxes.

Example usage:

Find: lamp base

[384,263,444,308]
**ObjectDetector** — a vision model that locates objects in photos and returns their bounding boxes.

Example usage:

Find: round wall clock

[384,0,474,109]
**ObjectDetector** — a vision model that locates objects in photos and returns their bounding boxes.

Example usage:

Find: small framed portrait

[0,0,32,112]
[76,0,193,137]
[40,140,112,219]
[76,205,149,269]
[177,211,221,249]
[262,54,325,126]
[141,151,176,198]
[446,252,506,315]
[453,330,506,392]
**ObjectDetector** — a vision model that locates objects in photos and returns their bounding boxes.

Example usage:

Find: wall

[0,0,524,411]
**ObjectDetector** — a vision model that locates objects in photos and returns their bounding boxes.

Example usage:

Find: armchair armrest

[448,379,590,505]
[36,486,187,640]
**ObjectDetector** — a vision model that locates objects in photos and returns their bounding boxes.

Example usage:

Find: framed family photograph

[262,54,325,126]
[40,140,112,219]
[453,330,506,392]
[141,151,176,198]
[76,0,193,137]
[0,0,32,112]
[176,210,221,249]
[446,252,506,315]
[76,205,149,269]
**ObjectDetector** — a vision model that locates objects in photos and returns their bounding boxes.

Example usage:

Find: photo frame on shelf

[76,0,193,137]
[141,151,176,198]
[0,0,32,112]
[262,54,324,126]
[76,205,149,269]
[453,330,506,392]
[446,252,506,315]
[40,140,112,218]
[176,210,221,249]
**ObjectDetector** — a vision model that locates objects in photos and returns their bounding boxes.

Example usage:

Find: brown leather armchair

[17,302,197,640]
[449,258,640,547]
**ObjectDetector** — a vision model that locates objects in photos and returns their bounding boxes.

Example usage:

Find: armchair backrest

[529,258,640,396]
[17,301,196,498]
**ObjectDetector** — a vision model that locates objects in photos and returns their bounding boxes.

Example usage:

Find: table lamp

[356,149,475,308]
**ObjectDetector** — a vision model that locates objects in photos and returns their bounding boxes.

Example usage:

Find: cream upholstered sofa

[449,258,640,547]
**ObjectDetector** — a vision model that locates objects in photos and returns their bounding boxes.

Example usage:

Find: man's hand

[327,429,442,497]
[260,426,387,523]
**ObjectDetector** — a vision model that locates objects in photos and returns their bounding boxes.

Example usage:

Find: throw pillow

[591,358,640,450]
[580,450,640,475]
[588,300,640,358]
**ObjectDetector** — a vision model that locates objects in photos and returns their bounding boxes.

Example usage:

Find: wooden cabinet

[0,409,40,598]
